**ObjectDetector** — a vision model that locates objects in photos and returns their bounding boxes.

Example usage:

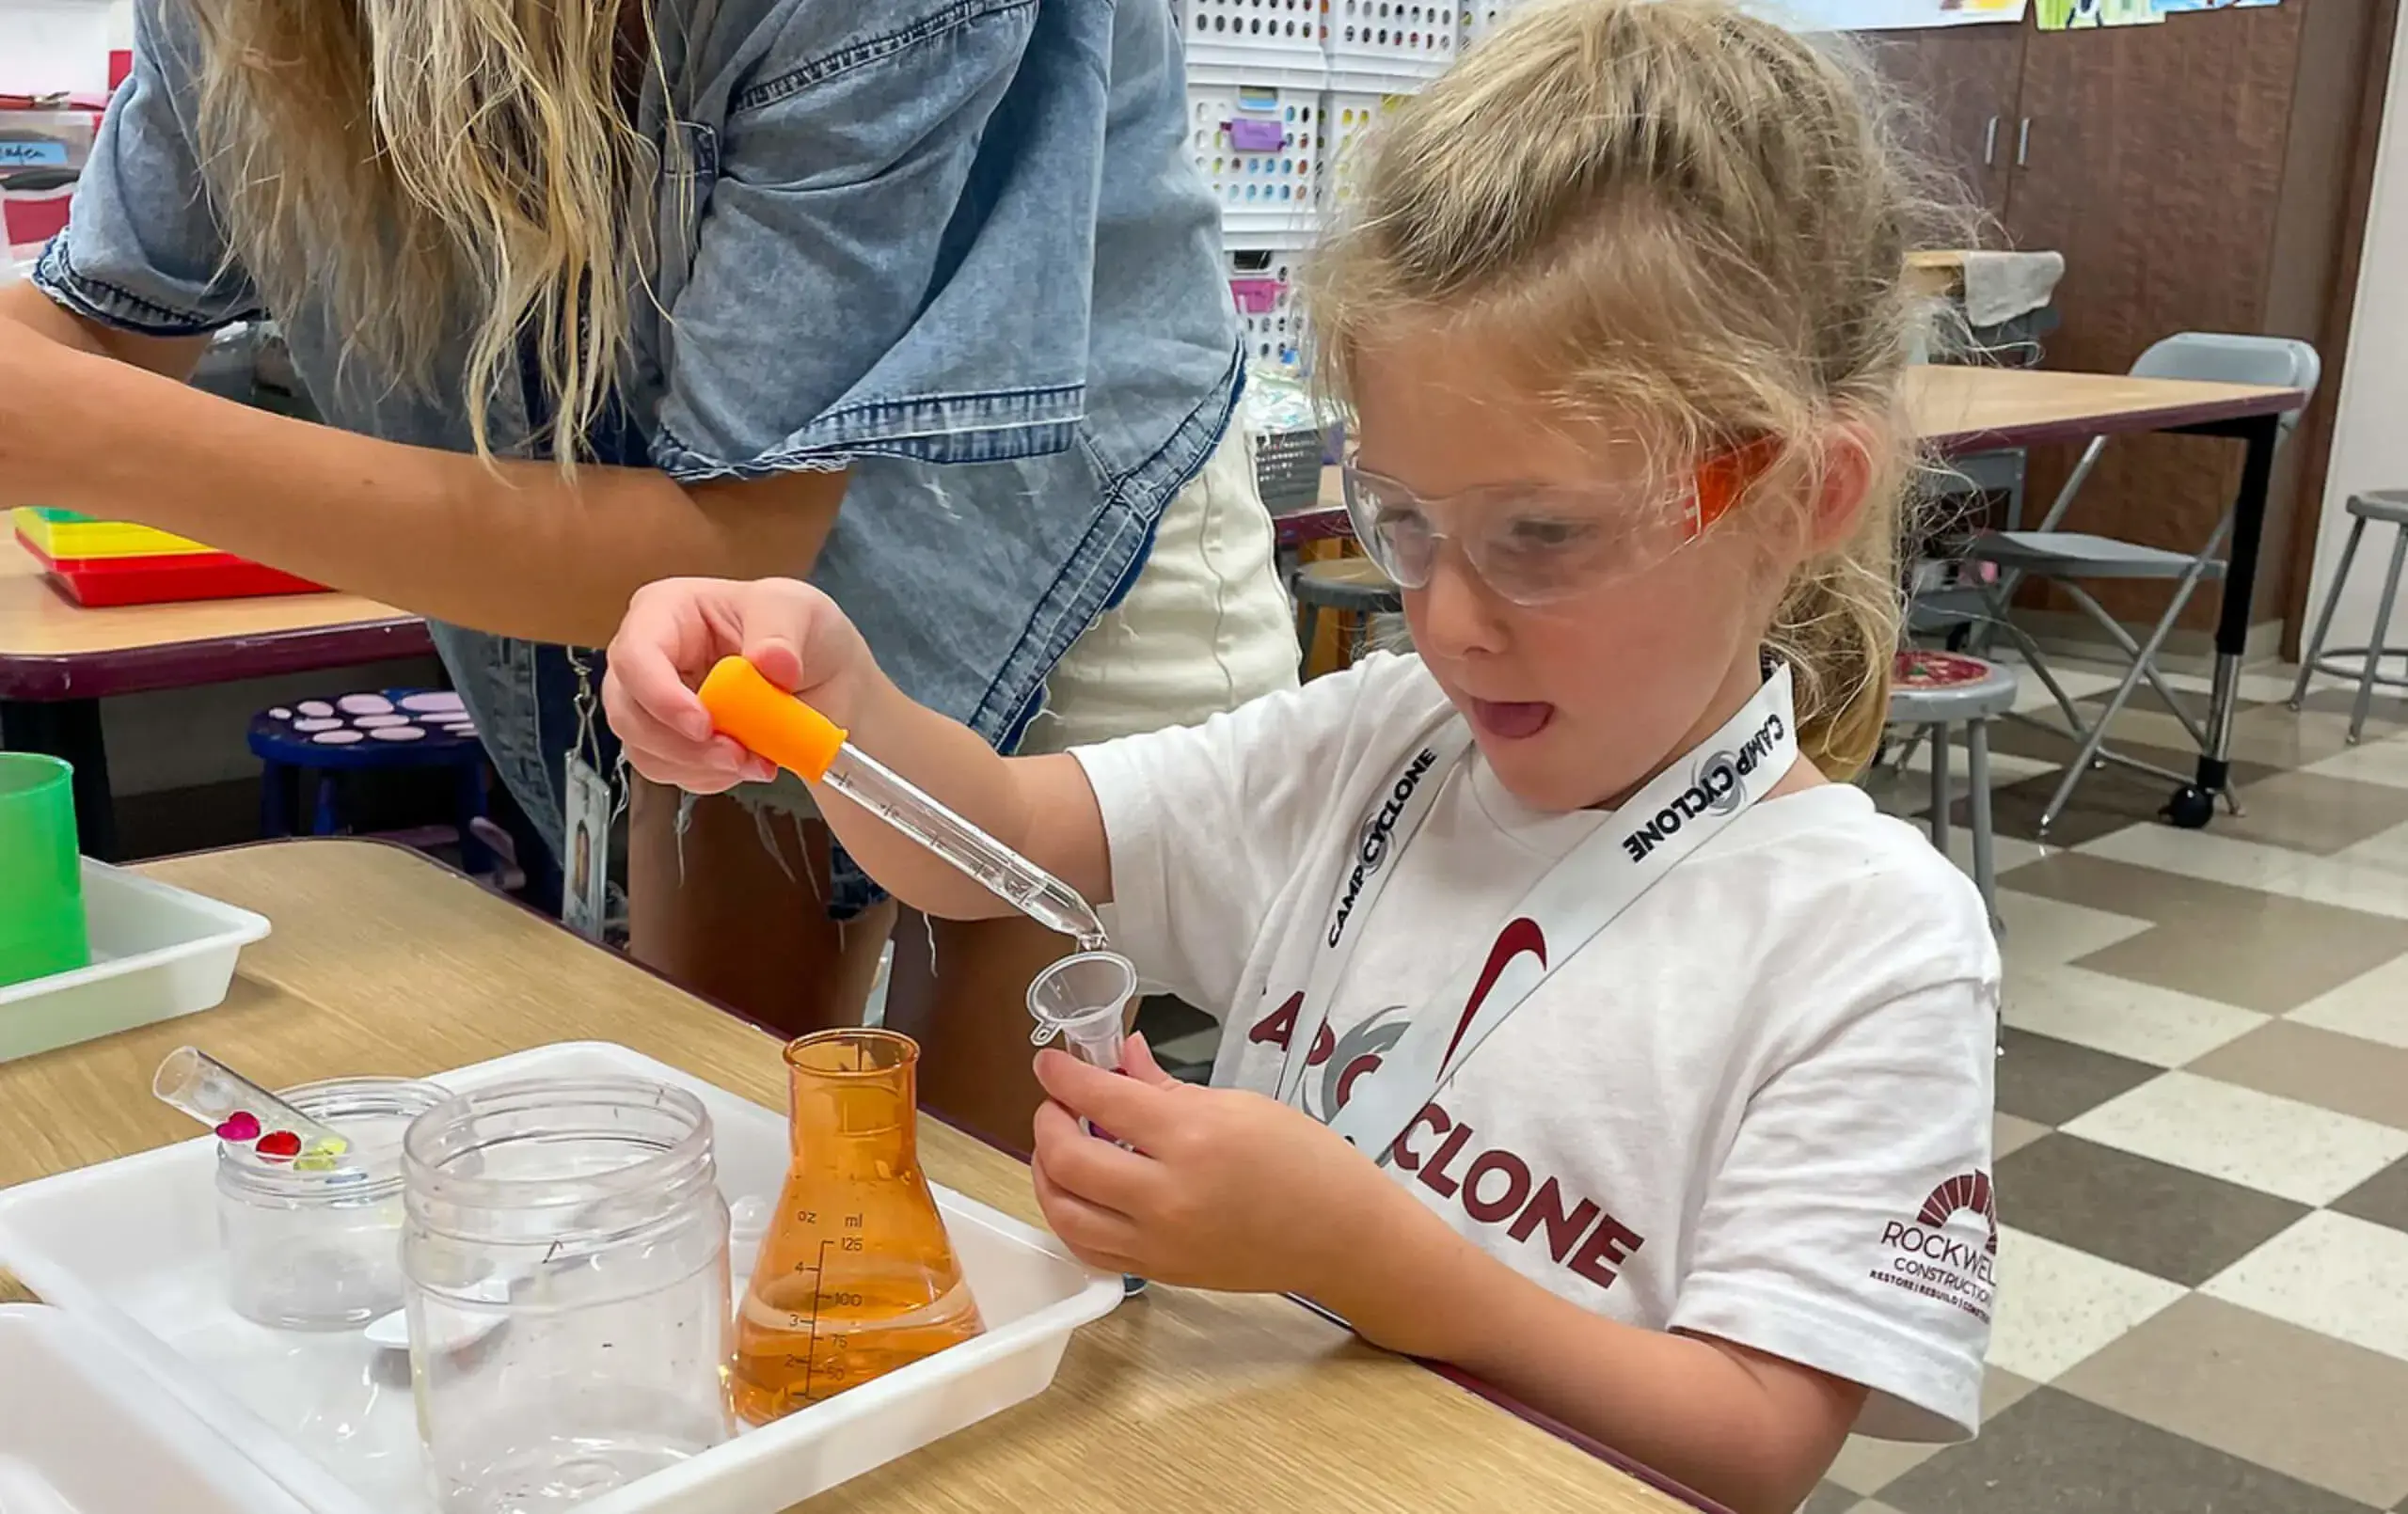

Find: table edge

[0,617,433,702]
[1921,384,2305,456]
[142,835,1725,1514]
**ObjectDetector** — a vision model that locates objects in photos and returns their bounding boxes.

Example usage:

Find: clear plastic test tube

[153,1046,354,1169]
[698,656,1110,949]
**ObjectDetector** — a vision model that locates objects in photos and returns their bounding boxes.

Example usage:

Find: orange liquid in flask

[730,1029,984,1423]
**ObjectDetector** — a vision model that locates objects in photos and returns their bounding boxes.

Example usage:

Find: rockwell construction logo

[1619,708,1785,862]
[1328,747,1440,947]
[1869,1172,1997,1324]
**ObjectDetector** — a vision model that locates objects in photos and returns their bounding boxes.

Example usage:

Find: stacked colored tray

[13,510,324,607]
[12,506,210,560]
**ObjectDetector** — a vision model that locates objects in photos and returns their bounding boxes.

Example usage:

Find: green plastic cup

[0,753,89,987]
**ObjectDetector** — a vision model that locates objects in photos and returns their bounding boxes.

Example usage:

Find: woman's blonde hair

[1309,0,1955,777]
[184,0,673,468]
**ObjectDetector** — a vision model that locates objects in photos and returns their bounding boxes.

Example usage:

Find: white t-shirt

[1072,653,2000,1441]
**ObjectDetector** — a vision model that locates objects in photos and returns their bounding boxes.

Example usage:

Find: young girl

[603,3,1997,1508]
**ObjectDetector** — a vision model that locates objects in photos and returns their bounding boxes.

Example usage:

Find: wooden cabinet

[1867,4,2391,639]
[1863,24,2027,222]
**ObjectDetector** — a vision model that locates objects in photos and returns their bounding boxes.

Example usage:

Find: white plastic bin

[1227,237,1313,373]
[1458,0,1529,51]
[1174,0,1325,76]
[0,1305,318,1514]
[1325,0,1456,87]
[1323,89,1409,220]
[0,860,270,1065]
[1189,65,1330,240]
[0,1041,1123,1514]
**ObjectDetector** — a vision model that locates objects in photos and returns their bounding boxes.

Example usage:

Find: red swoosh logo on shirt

[1443,917,1547,1069]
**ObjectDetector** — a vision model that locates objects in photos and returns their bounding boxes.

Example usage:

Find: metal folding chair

[1959,333,2320,833]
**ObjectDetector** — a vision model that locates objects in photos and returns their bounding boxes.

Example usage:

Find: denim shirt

[38,0,1242,909]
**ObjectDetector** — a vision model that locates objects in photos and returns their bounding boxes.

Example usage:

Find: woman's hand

[602,576,879,795]
[1028,1036,1414,1300]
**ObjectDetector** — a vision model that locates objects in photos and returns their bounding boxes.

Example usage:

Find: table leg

[2165,412,2280,831]
[0,698,119,860]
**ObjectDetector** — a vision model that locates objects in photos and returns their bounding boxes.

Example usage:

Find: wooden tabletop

[0,533,431,702]
[0,841,1707,1514]
[1903,364,2303,454]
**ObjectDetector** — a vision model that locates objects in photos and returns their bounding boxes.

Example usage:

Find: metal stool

[1888,651,2020,926]
[1293,556,1402,675]
[2290,490,2408,743]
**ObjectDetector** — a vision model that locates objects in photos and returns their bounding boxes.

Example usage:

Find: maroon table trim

[0,615,433,702]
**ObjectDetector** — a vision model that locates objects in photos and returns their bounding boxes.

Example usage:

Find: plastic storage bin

[0,108,100,173]
[1189,69,1329,240]
[0,1305,317,1514]
[0,1041,1125,1514]
[1458,0,1528,50]
[1323,89,1406,217]
[1227,240,1312,373]
[1326,0,1456,87]
[0,860,271,1065]
[1173,0,1325,75]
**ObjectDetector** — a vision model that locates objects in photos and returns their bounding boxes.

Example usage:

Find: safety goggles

[1339,449,1760,607]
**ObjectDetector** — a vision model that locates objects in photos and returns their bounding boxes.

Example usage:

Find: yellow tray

[10,508,212,560]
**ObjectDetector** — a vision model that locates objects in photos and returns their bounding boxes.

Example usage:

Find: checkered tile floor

[1135,654,2408,1514]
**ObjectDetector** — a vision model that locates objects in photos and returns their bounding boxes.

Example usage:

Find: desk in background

[0,532,432,857]
[0,841,1717,1514]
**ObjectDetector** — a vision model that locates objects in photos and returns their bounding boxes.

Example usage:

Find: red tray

[22,536,326,607]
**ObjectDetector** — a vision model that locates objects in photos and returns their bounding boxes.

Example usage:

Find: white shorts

[1019,426,1300,754]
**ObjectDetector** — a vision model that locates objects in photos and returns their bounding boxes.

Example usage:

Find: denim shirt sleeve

[31,1,261,337]
[650,0,1093,482]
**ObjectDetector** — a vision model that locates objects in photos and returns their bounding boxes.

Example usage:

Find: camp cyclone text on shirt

[1072,651,2001,1438]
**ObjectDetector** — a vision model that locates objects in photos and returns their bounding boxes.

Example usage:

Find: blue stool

[249,690,491,875]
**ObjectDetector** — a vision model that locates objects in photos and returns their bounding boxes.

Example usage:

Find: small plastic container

[402,1076,734,1513]
[0,860,270,1065]
[0,751,87,989]
[216,1076,451,1331]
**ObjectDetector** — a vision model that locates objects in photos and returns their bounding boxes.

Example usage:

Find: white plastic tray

[0,1041,1122,1514]
[0,1305,318,1514]
[0,860,270,1065]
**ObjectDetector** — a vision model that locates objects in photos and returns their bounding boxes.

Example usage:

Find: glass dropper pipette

[696,655,1111,951]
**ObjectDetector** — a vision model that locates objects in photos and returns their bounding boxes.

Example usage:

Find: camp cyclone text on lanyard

[1275,664,1801,1163]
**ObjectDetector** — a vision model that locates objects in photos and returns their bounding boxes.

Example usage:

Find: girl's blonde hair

[185,1,673,468]
[1309,0,1952,777]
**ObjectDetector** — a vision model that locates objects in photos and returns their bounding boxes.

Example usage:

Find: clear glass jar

[401,1077,733,1514]
[216,1077,451,1331]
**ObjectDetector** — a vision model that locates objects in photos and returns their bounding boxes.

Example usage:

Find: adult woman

[0,0,1295,1136]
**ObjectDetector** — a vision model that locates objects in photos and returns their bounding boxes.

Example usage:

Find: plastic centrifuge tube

[152,1046,353,1171]
[1024,950,1137,1071]
[698,655,1111,949]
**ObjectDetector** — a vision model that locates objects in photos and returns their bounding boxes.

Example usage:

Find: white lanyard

[1276,667,1800,1162]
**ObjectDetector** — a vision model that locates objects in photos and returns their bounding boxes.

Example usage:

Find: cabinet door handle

[2016,117,2032,167]
[1983,115,2000,166]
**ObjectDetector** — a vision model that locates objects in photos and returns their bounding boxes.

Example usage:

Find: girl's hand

[602,576,877,794]
[1028,1036,1407,1299]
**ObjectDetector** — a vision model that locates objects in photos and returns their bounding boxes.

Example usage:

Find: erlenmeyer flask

[729,1030,984,1424]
